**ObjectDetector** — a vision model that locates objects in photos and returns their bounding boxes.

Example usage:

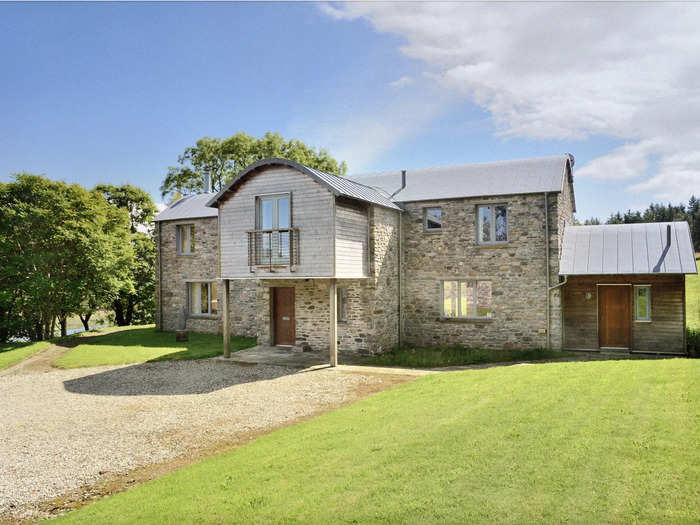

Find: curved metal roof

[205,158,401,211]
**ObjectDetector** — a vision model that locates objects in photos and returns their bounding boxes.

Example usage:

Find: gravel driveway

[0,348,415,522]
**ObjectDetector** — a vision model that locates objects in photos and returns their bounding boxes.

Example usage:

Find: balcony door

[256,194,290,264]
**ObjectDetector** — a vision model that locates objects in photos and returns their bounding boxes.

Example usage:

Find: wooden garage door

[598,285,630,349]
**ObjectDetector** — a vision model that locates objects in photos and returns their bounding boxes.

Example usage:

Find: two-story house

[154,155,697,363]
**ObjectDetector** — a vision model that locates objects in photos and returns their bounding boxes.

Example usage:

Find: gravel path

[0,350,413,522]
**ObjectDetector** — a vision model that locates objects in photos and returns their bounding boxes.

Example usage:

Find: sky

[1,2,699,220]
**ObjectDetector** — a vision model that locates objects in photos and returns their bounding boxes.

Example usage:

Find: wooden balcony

[246,228,300,272]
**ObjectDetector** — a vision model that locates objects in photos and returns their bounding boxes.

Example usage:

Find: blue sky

[1,2,698,219]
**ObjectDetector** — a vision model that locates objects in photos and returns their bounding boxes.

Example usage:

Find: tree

[160,132,347,200]
[0,174,133,340]
[95,184,158,326]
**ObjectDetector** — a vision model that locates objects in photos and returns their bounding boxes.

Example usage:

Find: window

[423,207,443,232]
[176,224,195,254]
[188,281,218,315]
[634,285,651,322]
[477,204,508,244]
[442,280,493,319]
[337,287,348,322]
[256,194,291,263]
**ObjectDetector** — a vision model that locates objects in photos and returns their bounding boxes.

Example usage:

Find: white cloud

[321,3,700,200]
[389,75,414,88]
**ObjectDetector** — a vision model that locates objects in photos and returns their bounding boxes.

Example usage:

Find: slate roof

[559,222,697,275]
[153,193,218,222]
[349,155,574,204]
[206,158,401,211]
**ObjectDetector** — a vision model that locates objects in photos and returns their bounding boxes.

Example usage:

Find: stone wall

[155,217,256,336]
[400,192,568,350]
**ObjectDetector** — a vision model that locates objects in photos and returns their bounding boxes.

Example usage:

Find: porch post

[329,278,338,367]
[222,279,231,358]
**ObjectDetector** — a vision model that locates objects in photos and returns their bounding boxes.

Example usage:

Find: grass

[368,346,575,368]
[686,254,700,330]
[0,340,51,370]
[53,325,257,369]
[55,358,699,524]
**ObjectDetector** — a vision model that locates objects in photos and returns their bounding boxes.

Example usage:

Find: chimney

[391,170,407,198]
[203,169,211,194]
[667,224,671,246]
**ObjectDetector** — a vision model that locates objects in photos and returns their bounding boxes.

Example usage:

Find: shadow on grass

[62,359,296,396]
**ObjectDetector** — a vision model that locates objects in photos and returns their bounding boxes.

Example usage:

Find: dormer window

[477,204,507,244]
[176,224,195,254]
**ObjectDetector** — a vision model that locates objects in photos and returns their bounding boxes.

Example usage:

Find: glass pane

[210,282,218,315]
[260,199,274,230]
[278,231,290,259]
[476,281,493,318]
[189,283,201,314]
[188,225,195,252]
[458,281,468,317]
[478,206,491,242]
[636,287,649,320]
[277,197,290,229]
[443,281,459,317]
[425,208,442,230]
[200,283,209,314]
[495,206,507,242]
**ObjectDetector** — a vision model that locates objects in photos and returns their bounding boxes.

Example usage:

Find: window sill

[423,230,443,234]
[475,243,510,250]
[188,314,219,320]
[634,320,652,323]
[177,252,196,256]
[439,317,494,323]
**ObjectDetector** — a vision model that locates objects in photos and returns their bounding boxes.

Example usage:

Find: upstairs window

[442,280,493,319]
[255,194,291,263]
[477,204,508,244]
[634,285,651,322]
[423,207,443,232]
[176,224,195,254]
[188,281,218,315]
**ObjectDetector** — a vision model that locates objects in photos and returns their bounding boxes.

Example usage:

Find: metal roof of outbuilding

[206,158,401,211]
[559,222,697,275]
[153,193,218,222]
[349,155,573,204]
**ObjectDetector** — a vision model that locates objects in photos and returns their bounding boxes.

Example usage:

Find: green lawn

[53,325,257,368]
[0,340,51,370]
[368,346,575,367]
[56,358,698,524]
[686,255,700,329]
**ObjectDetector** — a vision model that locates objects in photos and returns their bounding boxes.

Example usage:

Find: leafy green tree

[95,184,157,326]
[0,174,133,340]
[160,132,347,199]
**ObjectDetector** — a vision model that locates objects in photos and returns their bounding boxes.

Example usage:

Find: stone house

[154,155,697,363]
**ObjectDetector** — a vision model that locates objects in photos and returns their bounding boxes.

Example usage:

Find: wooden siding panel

[563,274,685,353]
[335,200,368,278]
[218,166,334,278]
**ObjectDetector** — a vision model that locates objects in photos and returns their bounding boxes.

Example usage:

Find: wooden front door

[598,286,630,349]
[273,287,295,346]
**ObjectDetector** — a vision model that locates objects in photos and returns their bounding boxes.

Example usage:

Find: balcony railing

[247,228,300,272]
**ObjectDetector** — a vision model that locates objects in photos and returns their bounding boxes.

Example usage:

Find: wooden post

[329,278,338,367]
[222,279,230,358]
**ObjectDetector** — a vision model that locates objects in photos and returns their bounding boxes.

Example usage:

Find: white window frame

[441,279,494,319]
[423,207,443,232]
[176,224,195,255]
[634,285,651,322]
[187,281,218,316]
[476,204,508,244]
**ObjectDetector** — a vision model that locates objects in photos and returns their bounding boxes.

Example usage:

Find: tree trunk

[59,313,67,337]
[113,299,127,326]
[125,297,134,326]
[79,312,92,331]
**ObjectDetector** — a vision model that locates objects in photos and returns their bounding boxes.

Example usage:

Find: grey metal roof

[154,193,218,222]
[348,155,573,203]
[559,222,697,275]
[206,158,401,211]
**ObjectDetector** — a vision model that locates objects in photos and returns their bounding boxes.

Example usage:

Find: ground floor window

[188,281,218,315]
[337,287,348,322]
[634,285,651,321]
[442,280,493,319]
